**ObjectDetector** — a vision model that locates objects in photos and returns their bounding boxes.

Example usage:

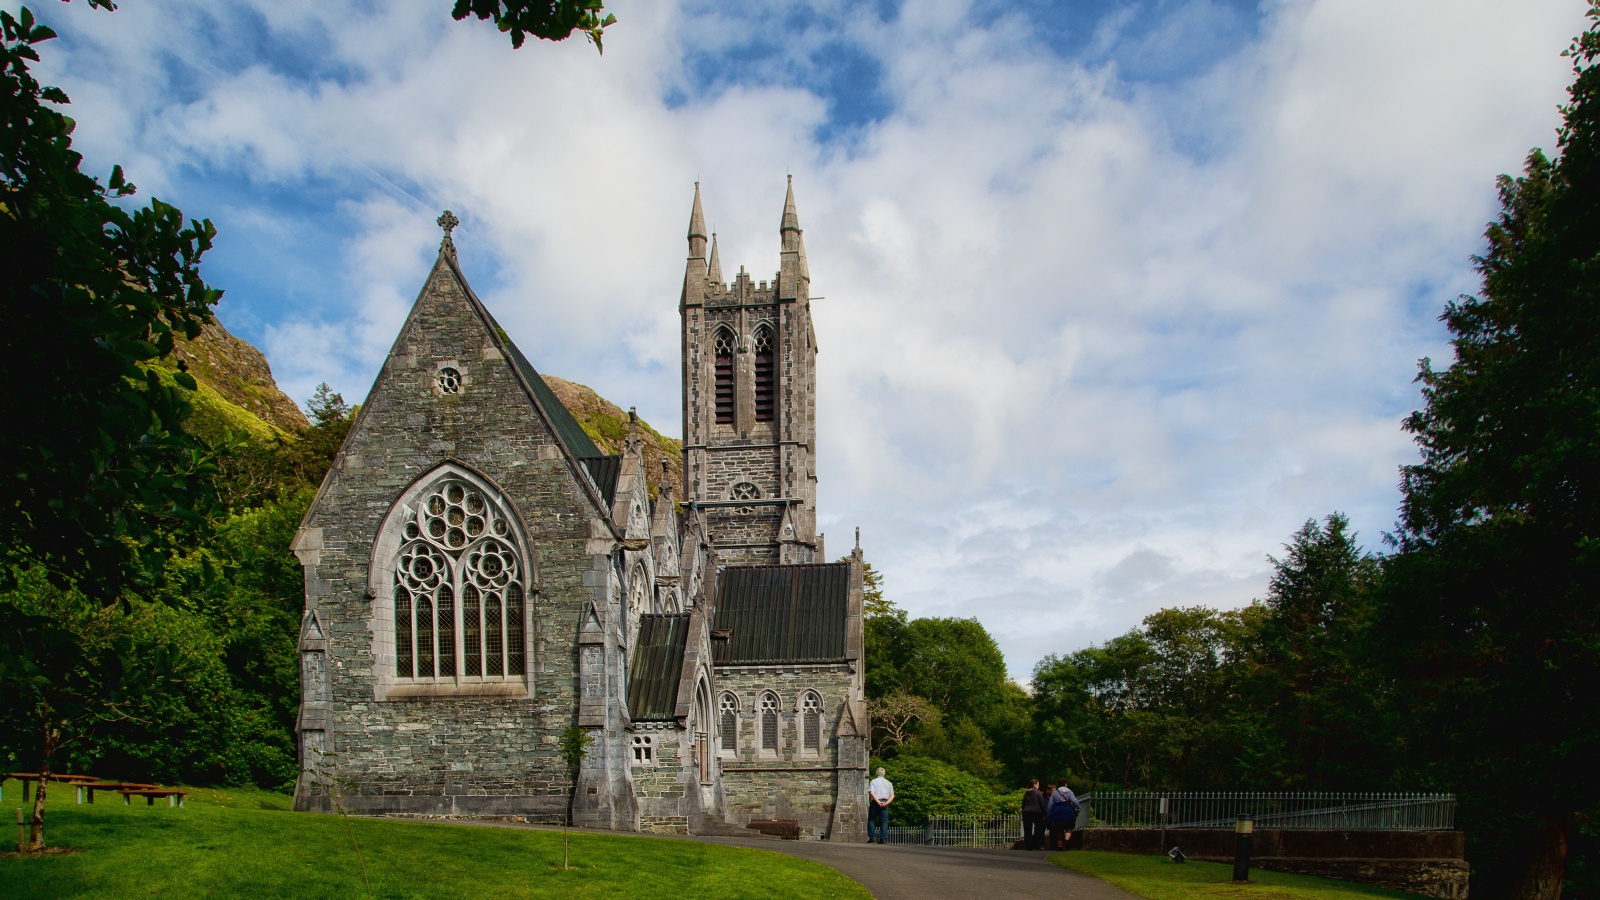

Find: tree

[451,0,614,51]
[868,691,939,754]
[870,754,1003,825]
[1029,605,1274,791]
[1249,514,1389,790]
[860,561,894,619]
[0,570,175,851]
[0,4,223,601]
[558,725,592,868]
[1378,7,1600,899]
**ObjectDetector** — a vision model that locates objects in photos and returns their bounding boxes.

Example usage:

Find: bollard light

[1159,797,1170,855]
[1233,815,1253,882]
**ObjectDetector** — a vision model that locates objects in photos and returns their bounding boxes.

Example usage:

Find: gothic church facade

[291,183,869,840]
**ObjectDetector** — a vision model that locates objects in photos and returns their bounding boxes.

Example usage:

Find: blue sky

[28,0,1590,677]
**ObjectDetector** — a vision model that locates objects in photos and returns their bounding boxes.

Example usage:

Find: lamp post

[1233,815,1253,882]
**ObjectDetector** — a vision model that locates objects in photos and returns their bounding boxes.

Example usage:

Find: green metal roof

[498,338,602,459]
[581,455,622,505]
[628,614,690,721]
[712,563,850,665]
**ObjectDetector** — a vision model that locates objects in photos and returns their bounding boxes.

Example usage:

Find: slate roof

[628,614,691,721]
[581,455,622,506]
[494,331,602,459]
[712,563,850,665]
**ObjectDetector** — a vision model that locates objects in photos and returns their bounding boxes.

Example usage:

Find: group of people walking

[1021,779,1080,850]
[864,767,1080,850]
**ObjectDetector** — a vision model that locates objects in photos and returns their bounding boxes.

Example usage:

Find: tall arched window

[713,328,735,425]
[393,475,526,682]
[801,691,822,753]
[753,325,775,422]
[720,693,740,753]
[759,692,781,753]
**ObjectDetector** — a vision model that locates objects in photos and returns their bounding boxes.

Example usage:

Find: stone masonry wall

[714,665,855,839]
[294,254,618,820]
[630,722,691,833]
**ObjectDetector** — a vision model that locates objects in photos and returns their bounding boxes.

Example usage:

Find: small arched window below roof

[720,693,740,753]
[801,691,822,753]
[759,692,781,753]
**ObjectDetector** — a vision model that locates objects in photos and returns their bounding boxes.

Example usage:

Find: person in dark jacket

[1020,779,1047,850]
[1045,780,1081,850]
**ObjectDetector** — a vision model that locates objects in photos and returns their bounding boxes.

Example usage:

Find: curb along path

[688,836,1143,900]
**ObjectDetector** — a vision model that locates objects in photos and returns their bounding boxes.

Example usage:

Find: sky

[29,0,1591,678]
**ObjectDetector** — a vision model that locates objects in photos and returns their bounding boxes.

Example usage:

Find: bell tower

[680,179,819,565]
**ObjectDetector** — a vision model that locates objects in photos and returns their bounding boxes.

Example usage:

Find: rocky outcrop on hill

[170,321,682,497]
[541,374,683,498]
[174,320,309,432]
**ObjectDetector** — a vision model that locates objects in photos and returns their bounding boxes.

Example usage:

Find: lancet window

[759,692,781,753]
[801,691,822,753]
[753,325,775,422]
[713,328,735,425]
[394,477,526,681]
[720,693,739,752]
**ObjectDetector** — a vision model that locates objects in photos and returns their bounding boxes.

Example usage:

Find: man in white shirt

[867,767,894,844]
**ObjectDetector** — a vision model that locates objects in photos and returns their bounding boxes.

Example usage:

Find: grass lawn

[1053,851,1423,900]
[0,779,870,899]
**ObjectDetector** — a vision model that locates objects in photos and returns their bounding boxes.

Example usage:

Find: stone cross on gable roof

[436,210,459,259]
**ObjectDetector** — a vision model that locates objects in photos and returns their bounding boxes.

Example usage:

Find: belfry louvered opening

[713,328,735,425]
[753,325,775,422]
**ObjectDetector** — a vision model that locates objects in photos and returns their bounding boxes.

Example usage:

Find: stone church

[290,180,870,840]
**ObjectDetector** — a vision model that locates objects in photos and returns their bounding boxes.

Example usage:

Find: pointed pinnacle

[780,175,799,233]
[688,182,707,241]
[707,233,723,283]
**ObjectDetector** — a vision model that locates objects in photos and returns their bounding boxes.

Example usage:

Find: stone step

[693,817,784,840]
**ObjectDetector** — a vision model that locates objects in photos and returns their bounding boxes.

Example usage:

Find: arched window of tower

[713,327,735,425]
[753,325,775,422]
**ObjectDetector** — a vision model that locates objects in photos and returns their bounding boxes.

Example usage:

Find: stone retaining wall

[1079,829,1470,899]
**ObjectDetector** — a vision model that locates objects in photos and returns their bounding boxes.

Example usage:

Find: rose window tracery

[393,476,526,681]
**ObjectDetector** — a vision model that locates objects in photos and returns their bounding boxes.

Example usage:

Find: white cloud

[32,0,1590,676]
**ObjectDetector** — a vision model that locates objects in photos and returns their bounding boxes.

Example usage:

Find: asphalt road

[688,836,1142,900]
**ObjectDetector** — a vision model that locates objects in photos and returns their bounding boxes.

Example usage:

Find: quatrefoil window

[730,482,761,501]
[437,367,462,394]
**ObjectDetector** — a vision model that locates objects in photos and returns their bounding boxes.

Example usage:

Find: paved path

[409,817,1137,900]
[686,836,1140,900]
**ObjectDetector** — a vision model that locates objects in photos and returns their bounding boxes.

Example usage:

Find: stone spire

[437,209,459,260]
[779,175,800,253]
[687,182,708,261]
[707,232,723,284]
[777,177,807,299]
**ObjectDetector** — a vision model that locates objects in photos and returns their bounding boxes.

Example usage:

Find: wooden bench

[7,773,99,803]
[119,788,188,808]
[79,782,158,804]
[746,818,801,840]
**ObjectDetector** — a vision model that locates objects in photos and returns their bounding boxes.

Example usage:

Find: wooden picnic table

[78,782,158,804]
[119,788,188,808]
[7,773,100,802]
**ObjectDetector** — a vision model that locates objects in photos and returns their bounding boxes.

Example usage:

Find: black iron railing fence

[1079,792,1456,831]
